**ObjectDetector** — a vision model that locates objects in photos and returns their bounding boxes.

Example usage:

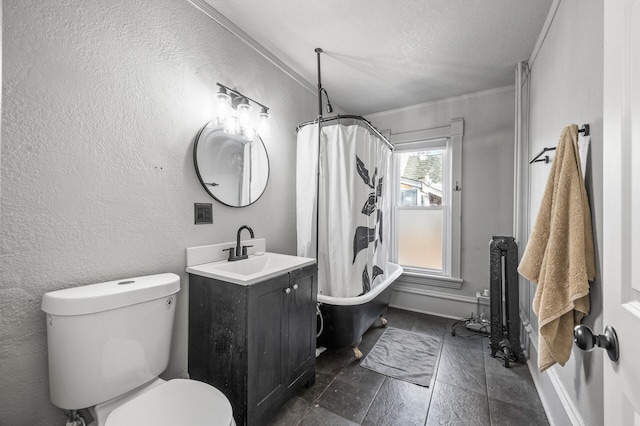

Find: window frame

[389,118,463,286]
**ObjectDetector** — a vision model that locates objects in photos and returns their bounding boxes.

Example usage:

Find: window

[395,145,447,274]
[389,118,463,284]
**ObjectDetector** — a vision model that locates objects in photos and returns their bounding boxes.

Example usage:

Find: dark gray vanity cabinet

[188,264,317,426]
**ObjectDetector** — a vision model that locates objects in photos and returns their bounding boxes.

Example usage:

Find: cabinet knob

[292,284,299,290]
[284,287,291,294]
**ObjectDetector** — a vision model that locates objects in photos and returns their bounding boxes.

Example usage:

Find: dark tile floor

[268,307,549,426]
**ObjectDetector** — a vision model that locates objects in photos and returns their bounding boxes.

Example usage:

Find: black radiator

[489,236,526,367]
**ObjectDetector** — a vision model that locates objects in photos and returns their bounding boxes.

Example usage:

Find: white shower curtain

[297,121,392,298]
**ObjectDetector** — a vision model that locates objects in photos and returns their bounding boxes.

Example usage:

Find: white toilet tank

[41,273,180,410]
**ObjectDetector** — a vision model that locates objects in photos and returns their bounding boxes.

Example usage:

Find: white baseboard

[389,284,480,319]
[526,329,585,426]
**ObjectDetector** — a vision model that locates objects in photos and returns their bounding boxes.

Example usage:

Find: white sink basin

[186,252,316,285]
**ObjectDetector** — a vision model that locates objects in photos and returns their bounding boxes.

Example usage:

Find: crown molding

[528,0,562,71]
[188,0,316,95]
[366,85,515,119]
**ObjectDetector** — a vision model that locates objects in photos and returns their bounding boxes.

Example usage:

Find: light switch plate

[194,203,213,224]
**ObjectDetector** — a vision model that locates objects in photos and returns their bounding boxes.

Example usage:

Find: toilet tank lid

[41,273,180,316]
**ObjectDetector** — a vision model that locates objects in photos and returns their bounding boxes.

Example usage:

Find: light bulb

[215,87,231,126]
[242,126,255,142]
[237,98,252,125]
[224,114,238,135]
[237,98,253,140]
[257,107,270,138]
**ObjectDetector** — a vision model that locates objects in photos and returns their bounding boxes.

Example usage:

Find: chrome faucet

[224,225,255,261]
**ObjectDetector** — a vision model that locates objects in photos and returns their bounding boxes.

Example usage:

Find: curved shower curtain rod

[295,47,393,151]
[296,115,394,151]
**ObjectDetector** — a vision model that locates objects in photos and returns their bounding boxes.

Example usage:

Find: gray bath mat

[361,327,442,387]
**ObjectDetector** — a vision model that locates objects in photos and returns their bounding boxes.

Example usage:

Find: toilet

[41,273,235,426]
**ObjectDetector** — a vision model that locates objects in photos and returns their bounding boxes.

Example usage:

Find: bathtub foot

[351,335,363,360]
[380,316,388,327]
[352,346,363,360]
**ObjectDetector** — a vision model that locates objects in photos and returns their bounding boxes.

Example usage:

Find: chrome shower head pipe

[315,48,323,118]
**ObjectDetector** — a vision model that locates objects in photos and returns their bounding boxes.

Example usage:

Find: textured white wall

[366,87,515,301]
[526,0,604,424]
[0,0,316,423]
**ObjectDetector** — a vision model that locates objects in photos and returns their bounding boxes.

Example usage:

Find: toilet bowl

[41,273,235,426]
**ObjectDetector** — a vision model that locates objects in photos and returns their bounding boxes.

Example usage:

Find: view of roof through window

[399,150,444,207]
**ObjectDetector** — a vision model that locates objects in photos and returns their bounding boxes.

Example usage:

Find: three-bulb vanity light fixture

[213,83,270,140]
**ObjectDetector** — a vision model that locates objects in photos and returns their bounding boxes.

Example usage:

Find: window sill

[395,270,463,290]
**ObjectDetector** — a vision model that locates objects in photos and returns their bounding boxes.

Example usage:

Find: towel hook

[530,124,590,164]
[578,124,590,136]
[529,147,556,164]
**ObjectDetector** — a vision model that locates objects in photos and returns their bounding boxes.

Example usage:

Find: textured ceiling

[201,0,552,115]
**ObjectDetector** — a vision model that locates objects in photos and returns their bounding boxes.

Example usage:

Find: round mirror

[194,122,270,207]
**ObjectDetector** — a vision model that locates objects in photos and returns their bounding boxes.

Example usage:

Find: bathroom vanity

[187,250,317,426]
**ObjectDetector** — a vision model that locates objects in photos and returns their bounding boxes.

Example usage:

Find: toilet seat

[105,379,234,426]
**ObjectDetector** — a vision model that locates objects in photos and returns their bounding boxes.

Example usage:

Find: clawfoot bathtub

[316,262,403,359]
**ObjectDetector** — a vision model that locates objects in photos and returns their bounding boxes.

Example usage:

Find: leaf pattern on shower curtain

[353,155,385,293]
[362,193,377,215]
[372,265,384,282]
[360,265,384,296]
[353,226,376,263]
[361,265,371,295]
[356,157,370,186]
[369,168,378,190]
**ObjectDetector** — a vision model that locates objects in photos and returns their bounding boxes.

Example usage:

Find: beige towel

[518,124,596,372]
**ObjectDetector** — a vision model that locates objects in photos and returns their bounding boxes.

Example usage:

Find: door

[603,0,640,423]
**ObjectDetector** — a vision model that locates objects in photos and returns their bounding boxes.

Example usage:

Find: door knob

[573,325,619,361]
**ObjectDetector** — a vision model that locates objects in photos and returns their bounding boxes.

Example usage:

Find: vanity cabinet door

[286,266,317,388]
[188,275,250,424]
[247,273,288,422]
